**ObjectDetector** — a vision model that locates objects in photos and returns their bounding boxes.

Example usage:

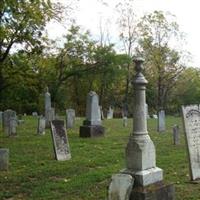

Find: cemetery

[1,0,200,199]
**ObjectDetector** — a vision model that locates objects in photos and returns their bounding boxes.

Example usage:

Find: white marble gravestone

[182,105,200,181]
[50,120,71,161]
[107,106,114,119]
[158,110,165,132]
[66,109,75,129]
[123,117,128,127]
[38,116,46,135]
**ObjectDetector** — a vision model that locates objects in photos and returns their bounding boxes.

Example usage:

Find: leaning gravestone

[66,109,75,129]
[157,110,165,132]
[173,125,180,145]
[37,116,45,135]
[182,105,200,181]
[80,91,105,137]
[0,148,9,171]
[50,120,71,161]
[3,109,17,135]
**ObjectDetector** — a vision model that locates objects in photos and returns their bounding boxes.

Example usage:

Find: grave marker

[182,105,200,181]
[50,120,71,161]
[173,125,180,145]
[37,116,45,135]
[157,110,165,132]
[66,109,75,129]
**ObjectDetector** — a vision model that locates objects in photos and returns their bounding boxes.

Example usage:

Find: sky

[48,0,200,67]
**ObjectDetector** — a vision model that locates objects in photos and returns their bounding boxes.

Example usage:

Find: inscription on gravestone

[182,105,200,181]
[50,120,71,161]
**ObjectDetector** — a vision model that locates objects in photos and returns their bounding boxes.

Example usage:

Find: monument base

[130,181,175,200]
[79,125,104,137]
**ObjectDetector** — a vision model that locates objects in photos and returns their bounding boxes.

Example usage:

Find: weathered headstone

[173,125,180,145]
[108,174,134,200]
[2,109,17,135]
[107,106,114,119]
[32,112,38,117]
[152,114,158,119]
[157,110,165,132]
[66,109,75,129]
[50,120,71,161]
[182,105,200,181]
[37,116,45,135]
[80,91,105,137]
[45,107,55,128]
[8,117,18,136]
[108,58,174,200]
[123,117,128,127]
[0,148,9,171]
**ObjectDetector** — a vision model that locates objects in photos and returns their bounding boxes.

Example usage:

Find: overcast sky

[48,0,200,67]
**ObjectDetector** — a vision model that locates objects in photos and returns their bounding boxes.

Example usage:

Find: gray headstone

[85,91,101,125]
[107,106,114,119]
[157,110,165,132]
[0,148,9,171]
[32,112,38,117]
[38,116,45,135]
[66,109,75,129]
[45,107,55,128]
[173,125,180,145]
[108,174,134,200]
[182,105,200,181]
[9,117,18,136]
[50,120,71,161]
[3,109,17,135]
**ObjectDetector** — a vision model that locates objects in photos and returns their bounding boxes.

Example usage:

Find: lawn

[0,116,200,200]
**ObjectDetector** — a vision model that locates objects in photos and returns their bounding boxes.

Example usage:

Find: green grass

[0,116,200,200]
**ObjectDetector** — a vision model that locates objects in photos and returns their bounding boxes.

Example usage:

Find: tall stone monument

[108,58,174,200]
[80,91,104,137]
[44,87,55,128]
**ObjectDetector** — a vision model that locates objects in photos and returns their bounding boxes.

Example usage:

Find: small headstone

[3,109,17,135]
[0,148,9,171]
[100,106,104,120]
[157,110,165,132]
[173,125,180,145]
[23,113,27,116]
[107,106,114,119]
[152,114,158,119]
[50,120,71,161]
[123,117,128,127]
[9,117,18,136]
[80,91,104,137]
[182,105,200,181]
[32,112,38,117]
[37,116,45,135]
[66,109,75,129]
[108,173,134,200]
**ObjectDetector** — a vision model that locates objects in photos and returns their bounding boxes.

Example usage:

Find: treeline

[0,1,199,115]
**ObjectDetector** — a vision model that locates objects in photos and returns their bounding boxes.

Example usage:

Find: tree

[116,0,138,112]
[137,11,185,111]
[0,0,65,104]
